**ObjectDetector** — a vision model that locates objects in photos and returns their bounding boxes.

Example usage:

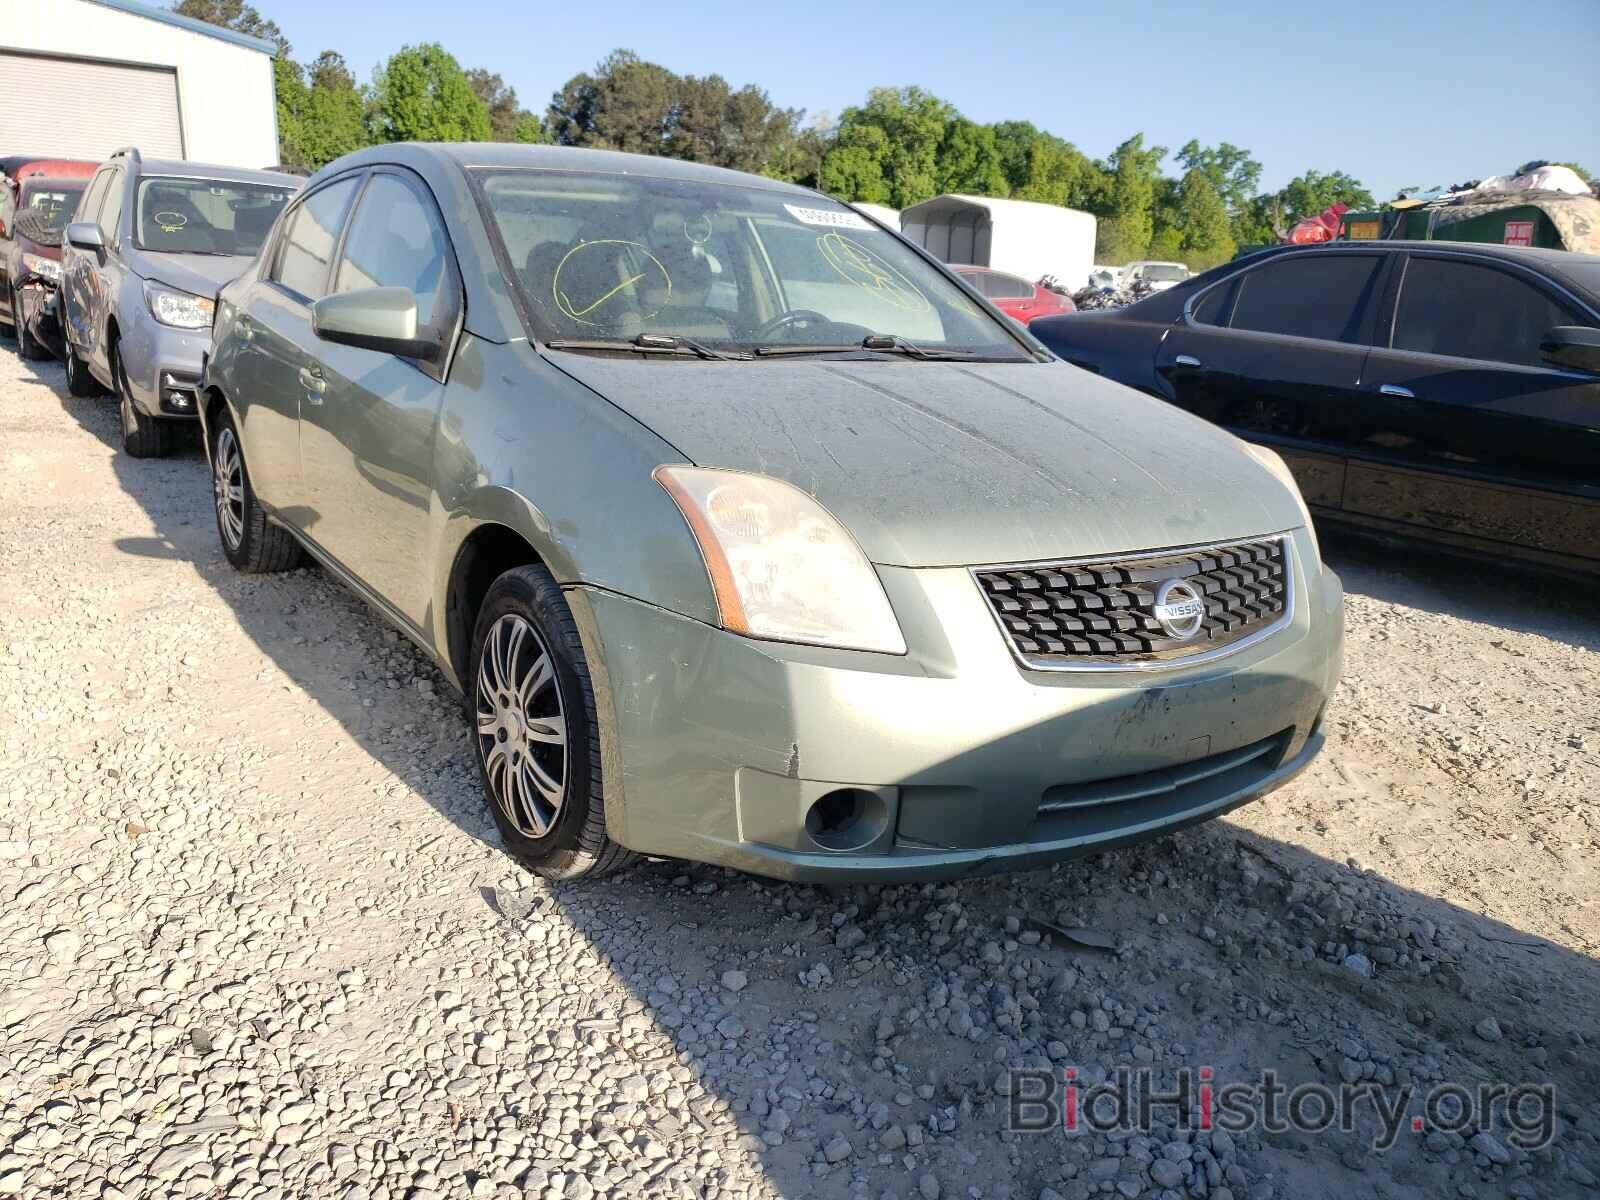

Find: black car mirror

[312,286,441,361]
[1539,326,1600,374]
[65,222,105,252]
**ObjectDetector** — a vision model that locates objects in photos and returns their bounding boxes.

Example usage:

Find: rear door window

[1228,254,1382,343]
[98,170,125,241]
[271,176,359,301]
[334,172,454,328]
[1390,256,1583,368]
[987,273,1034,299]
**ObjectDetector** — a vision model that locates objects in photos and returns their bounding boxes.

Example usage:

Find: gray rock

[1469,1131,1511,1165]
[823,1134,852,1163]
[1474,1017,1503,1042]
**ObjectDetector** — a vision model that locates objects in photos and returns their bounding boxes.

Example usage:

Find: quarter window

[272,177,359,301]
[334,173,453,327]
[1391,257,1581,368]
[1228,255,1381,343]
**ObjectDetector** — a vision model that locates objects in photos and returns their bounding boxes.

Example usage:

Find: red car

[953,266,1075,324]
[1,158,97,358]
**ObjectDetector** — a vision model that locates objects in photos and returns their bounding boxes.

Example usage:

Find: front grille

[974,536,1291,669]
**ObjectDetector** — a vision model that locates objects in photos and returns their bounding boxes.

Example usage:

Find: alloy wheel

[213,428,246,549]
[476,613,567,837]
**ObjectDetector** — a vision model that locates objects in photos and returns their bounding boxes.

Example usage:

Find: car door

[1353,252,1600,563]
[234,174,363,518]
[1154,250,1389,512]
[298,168,460,629]
[60,167,110,359]
[88,167,127,380]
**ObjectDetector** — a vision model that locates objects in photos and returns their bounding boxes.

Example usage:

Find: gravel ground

[1,347,1597,1200]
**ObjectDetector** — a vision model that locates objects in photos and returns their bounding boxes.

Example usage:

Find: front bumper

[116,317,205,419]
[569,528,1344,882]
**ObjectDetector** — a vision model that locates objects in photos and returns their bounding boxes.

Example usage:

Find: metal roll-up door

[0,52,184,161]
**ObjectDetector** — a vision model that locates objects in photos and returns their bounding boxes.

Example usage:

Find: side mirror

[66,222,104,252]
[311,286,440,361]
[1539,326,1600,374]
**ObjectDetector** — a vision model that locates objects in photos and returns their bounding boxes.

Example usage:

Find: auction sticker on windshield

[784,204,873,230]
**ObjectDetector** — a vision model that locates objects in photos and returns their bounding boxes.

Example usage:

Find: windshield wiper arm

[753,335,982,360]
[543,334,750,361]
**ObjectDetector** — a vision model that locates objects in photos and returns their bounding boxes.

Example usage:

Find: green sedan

[200,143,1344,882]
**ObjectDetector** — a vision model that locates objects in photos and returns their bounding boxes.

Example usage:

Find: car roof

[1266,239,1599,268]
[323,142,819,196]
[131,159,302,188]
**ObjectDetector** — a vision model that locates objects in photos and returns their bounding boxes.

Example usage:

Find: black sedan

[1031,242,1600,575]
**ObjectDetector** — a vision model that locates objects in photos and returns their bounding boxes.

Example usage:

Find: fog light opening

[804,788,887,852]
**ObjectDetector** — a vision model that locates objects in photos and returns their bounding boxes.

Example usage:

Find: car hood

[139,252,253,298]
[546,354,1303,568]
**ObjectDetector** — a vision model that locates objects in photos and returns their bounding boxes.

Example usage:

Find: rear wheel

[468,565,637,880]
[210,408,303,573]
[65,346,101,397]
[114,345,172,458]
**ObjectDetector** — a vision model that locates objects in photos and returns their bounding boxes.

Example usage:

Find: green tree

[670,74,802,174]
[937,118,1007,196]
[821,87,954,208]
[369,43,491,144]
[1274,169,1375,222]
[818,124,892,203]
[299,51,367,167]
[547,50,678,154]
[1175,140,1261,214]
[467,68,546,144]
[991,122,1104,210]
[1173,169,1235,267]
[172,0,289,55]
[1096,134,1166,263]
[271,55,309,169]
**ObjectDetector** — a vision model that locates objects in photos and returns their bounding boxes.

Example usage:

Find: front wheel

[468,565,637,880]
[114,347,172,458]
[210,408,303,573]
[13,290,44,361]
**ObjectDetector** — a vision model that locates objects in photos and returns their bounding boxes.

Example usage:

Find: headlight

[144,282,215,329]
[1242,442,1320,563]
[20,253,61,283]
[655,465,906,654]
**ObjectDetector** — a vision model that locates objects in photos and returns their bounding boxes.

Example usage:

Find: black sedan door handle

[1378,383,1415,399]
[1174,354,1202,368]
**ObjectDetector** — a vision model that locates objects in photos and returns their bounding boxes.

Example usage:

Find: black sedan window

[1228,254,1381,344]
[1392,257,1582,368]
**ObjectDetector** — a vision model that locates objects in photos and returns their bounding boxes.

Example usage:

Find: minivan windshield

[475,169,1030,359]
[135,177,292,256]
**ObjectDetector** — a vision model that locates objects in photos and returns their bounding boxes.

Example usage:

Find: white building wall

[4,0,276,168]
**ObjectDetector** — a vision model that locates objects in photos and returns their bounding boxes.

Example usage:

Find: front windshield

[1144,264,1188,282]
[474,169,1028,358]
[135,177,291,255]
[20,183,86,237]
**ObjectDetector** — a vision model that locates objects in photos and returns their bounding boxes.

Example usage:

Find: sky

[259,0,1599,201]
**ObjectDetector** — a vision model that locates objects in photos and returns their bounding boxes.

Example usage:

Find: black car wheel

[113,344,173,459]
[210,408,303,573]
[65,347,101,397]
[468,565,637,880]
[12,289,44,361]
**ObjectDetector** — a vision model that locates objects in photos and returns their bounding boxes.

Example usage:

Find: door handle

[1378,384,1415,399]
[1174,354,1202,368]
[298,365,327,403]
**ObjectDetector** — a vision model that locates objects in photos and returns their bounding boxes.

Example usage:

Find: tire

[113,344,172,458]
[210,407,304,573]
[467,565,637,880]
[65,346,101,397]
[12,290,43,361]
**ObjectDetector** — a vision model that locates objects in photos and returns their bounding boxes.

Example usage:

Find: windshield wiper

[755,334,982,360]
[543,333,750,361]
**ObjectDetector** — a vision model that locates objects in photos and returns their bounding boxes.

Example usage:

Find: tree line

[178,1,1381,267]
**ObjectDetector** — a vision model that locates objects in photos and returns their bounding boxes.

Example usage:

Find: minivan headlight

[655,465,906,655]
[144,282,215,329]
[1242,442,1320,563]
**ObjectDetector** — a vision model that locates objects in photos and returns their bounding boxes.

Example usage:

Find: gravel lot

[1,346,1597,1200]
